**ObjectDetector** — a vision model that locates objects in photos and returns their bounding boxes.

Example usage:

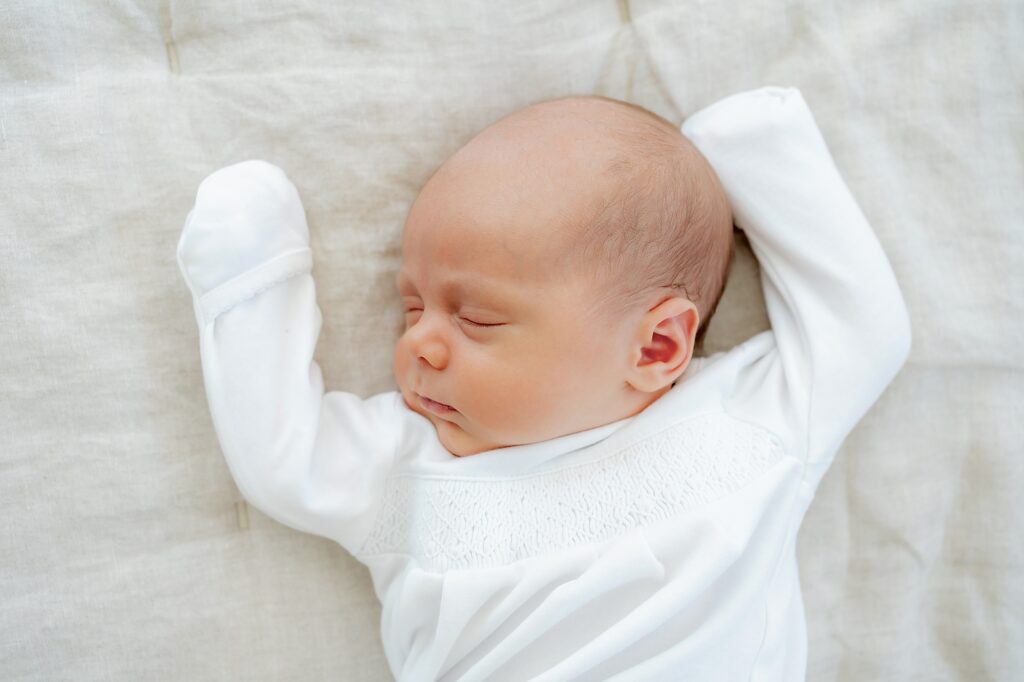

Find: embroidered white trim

[359,413,786,572]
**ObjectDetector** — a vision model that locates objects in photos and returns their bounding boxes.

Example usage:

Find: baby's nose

[407,316,450,370]
[416,338,449,370]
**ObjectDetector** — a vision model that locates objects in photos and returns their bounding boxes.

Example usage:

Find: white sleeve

[176,159,401,555]
[682,88,912,483]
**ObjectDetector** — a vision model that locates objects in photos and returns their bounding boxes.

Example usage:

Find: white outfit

[177,87,912,681]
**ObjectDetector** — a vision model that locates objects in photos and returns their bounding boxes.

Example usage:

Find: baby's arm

[683,88,912,484]
[177,160,400,554]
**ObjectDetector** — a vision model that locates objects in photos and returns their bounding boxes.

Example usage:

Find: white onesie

[177,87,912,681]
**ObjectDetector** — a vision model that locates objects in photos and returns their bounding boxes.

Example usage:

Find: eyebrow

[396,270,515,308]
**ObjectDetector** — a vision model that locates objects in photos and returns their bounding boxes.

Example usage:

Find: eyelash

[403,308,503,328]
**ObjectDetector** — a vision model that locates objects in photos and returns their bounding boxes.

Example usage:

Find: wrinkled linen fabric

[174,88,910,680]
[1,2,1021,681]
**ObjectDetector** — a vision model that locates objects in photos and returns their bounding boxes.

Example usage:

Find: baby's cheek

[474,368,538,425]
[392,340,408,386]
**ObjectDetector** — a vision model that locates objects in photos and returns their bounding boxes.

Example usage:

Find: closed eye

[403,308,504,328]
[461,317,504,328]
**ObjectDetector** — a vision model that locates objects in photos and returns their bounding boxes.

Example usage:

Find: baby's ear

[626,297,699,393]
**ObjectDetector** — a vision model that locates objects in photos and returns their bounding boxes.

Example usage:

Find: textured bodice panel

[359,412,786,572]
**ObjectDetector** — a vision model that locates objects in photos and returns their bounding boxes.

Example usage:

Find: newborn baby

[393,94,733,458]
[177,87,911,681]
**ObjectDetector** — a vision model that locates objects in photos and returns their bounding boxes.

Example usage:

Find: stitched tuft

[165,40,180,75]
[616,0,632,24]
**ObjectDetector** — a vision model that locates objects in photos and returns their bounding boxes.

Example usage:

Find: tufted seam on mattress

[166,40,180,75]
[625,5,684,123]
[616,0,632,24]
[159,1,180,75]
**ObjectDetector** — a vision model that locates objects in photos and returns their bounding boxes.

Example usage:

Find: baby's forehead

[403,199,576,278]
[403,97,690,274]
[409,144,612,247]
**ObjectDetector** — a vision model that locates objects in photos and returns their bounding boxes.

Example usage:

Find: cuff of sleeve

[681,86,804,146]
[179,247,314,328]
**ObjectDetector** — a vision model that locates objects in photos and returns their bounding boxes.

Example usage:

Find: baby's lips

[419,393,459,418]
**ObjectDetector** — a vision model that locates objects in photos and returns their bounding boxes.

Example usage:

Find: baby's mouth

[418,393,457,416]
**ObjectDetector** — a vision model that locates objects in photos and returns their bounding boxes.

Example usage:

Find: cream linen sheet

[1,1,1020,680]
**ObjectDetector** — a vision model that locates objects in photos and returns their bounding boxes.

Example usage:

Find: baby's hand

[178,159,310,296]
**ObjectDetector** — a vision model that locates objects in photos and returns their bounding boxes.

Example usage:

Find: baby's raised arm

[177,160,401,554]
[683,88,912,487]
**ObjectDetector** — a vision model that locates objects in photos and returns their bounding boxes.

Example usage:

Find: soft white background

[1,1,1020,680]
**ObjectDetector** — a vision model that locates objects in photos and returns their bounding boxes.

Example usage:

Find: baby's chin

[431,414,508,458]
[434,418,485,457]
[400,390,515,457]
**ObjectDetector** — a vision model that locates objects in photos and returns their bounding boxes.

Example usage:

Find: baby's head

[394,95,734,457]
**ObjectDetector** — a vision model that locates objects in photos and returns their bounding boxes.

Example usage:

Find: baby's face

[393,113,653,457]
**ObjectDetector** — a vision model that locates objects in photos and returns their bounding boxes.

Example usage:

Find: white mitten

[177,159,311,297]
